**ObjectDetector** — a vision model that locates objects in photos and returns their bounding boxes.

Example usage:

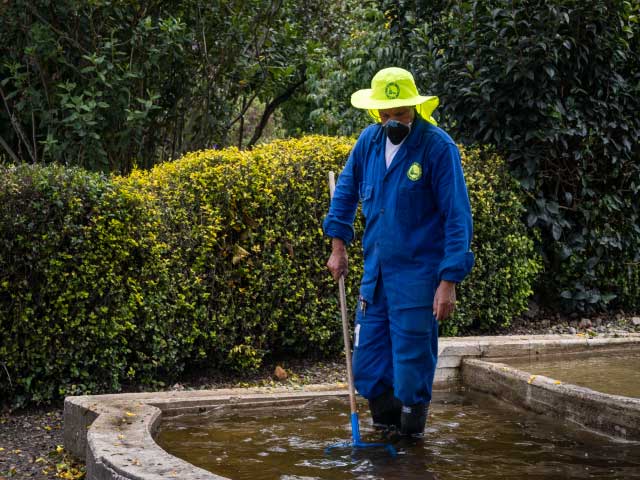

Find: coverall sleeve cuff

[437,251,475,284]
[322,216,355,246]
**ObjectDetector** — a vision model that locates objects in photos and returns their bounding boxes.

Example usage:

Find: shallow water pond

[503,350,640,398]
[155,390,640,479]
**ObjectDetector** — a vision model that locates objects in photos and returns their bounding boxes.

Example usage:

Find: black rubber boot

[368,388,402,430]
[400,403,428,437]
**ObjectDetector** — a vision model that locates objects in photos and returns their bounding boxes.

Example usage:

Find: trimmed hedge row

[454,146,542,336]
[0,136,541,406]
[0,166,186,405]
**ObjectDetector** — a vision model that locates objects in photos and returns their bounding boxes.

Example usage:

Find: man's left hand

[433,280,456,321]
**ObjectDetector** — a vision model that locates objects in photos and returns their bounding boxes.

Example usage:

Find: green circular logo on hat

[407,162,422,181]
[385,82,400,99]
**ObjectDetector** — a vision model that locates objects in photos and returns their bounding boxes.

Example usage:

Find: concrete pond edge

[64,334,640,480]
[462,357,640,441]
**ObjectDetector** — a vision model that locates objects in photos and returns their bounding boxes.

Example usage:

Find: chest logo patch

[407,162,422,181]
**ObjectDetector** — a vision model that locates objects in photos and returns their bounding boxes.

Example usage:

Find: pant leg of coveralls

[351,279,394,400]
[389,306,439,407]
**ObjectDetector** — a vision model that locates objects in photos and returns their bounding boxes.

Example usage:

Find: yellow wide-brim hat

[351,67,439,125]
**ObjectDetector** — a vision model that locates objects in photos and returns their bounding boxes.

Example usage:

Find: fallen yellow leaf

[527,375,537,384]
[125,411,136,417]
[554,380,562,385]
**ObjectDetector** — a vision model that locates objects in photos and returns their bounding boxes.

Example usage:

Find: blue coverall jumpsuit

[323,114,474,410]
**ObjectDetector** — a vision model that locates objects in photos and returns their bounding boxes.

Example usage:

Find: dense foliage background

[0,0,344,172]
[1,0,639,405]
[0,138,539,406]
[300,0,640,312]
[409,0,640,312]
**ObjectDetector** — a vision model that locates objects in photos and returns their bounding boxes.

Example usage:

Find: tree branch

[226,90,260,129]
[0,86,36,163]
[247,67,306,148]
[0,134,20,163]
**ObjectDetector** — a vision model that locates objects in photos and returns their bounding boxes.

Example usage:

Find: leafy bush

[125,137,361,374]
[452,147,542,335]
[406,0,640,311]
[0,0,353,172]
[0,136,540,406]
[291,4,401,137]
[0,164,195,406]
[0,1,191,172]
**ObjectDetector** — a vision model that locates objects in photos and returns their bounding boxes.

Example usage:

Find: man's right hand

[327,238,348,281]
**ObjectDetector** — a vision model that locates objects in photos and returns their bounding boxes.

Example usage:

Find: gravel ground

[2,312,639,479]
[0,408,76,479]
[494,309,640,336]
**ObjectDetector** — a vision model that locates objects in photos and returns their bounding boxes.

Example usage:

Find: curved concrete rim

[64,333,640,480]
[461,357,640,442]
[66,385,350,480]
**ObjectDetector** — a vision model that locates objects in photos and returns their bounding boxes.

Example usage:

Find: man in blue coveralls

[323,67,474,436]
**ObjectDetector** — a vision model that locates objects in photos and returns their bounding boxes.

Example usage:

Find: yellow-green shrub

[0,136,541,406]
[0,164,193,406]
[453,147,543,335]
[125,137,364,373]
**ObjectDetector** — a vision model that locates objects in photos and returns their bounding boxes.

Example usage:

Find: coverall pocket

[391,306,437,335]
[386,279,436,310]
[359,183,374,219]
[397,186,427,225]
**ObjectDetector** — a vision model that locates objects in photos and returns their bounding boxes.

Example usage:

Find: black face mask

[384,120,411,145]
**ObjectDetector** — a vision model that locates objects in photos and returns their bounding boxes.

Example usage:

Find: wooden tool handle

[328,171,357,415]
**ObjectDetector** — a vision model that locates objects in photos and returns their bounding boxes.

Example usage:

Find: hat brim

[351,88,438,110]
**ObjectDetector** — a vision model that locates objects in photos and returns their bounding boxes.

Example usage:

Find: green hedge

[0,136,540,406]
[0,165,190,405]
[454,146,542,335]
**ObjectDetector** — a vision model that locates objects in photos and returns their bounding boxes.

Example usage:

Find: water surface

[503,350,640,398]
[156,391,640,479]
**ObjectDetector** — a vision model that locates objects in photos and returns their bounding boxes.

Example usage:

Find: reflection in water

[156,390,640,479]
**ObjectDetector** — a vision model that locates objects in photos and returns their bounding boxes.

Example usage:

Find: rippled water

[502,350,640,398]
[156,390,640,479]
